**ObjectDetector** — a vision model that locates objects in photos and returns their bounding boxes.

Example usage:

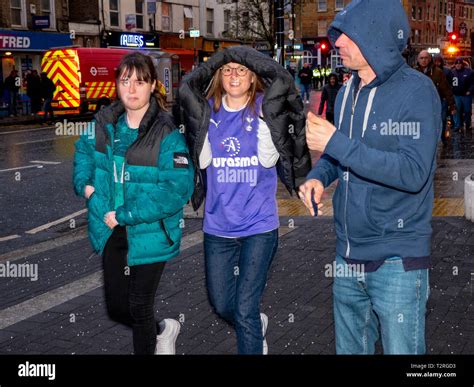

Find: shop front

[0,29,72,81]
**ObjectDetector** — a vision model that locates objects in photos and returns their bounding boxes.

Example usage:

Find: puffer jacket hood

[328,0,410,86]
[175,45,312,210]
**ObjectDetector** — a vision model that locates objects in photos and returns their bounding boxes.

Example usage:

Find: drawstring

[337,76,377,138]
[338,76,353,130]
[362,87,377,138]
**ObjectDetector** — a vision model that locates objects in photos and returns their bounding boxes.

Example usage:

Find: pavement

[0,89,472,355]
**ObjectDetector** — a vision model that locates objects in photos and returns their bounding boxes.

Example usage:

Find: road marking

[25,209,87,235]
[0,263,101,330]
[14,135,75,145]
[0,226,297,329]
[0,164,43,173]
[0,228,87,263]
[0,235,20,242]
[0,126,54,135]
[30,160,62,165]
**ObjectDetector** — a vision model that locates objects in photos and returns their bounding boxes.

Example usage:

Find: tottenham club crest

[221,137,241,157]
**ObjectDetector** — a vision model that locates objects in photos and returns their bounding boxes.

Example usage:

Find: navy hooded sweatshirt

[307,0,441,267]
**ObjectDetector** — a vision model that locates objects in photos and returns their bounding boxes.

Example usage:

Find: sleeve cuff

[115,206,133,226]
[324,130,351,165]
[306,167,329,188]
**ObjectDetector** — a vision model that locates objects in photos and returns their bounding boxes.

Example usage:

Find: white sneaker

[260,313,268,355]
[155,318,181,355]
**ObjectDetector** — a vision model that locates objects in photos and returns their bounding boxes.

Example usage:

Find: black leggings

[102,226,166,355]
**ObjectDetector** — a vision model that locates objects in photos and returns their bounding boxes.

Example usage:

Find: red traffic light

[321,43,327,50]
[450,33,458,42]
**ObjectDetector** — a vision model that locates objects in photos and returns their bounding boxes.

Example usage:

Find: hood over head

[328,0,410,86]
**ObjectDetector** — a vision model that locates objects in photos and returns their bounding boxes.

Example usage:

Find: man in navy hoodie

[300,0,440,354]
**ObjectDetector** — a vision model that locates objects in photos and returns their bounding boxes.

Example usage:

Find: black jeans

[102,226,166,355]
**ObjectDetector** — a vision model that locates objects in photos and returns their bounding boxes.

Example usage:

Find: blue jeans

[453,95,472,129]
[301,83,311,102]
[204,229,278,354]
[333,255,429,354]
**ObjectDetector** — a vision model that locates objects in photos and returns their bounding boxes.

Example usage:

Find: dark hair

[115,52,167,111]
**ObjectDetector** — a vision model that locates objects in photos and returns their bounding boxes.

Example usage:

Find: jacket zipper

[160,219,174,246]
[344,85,362,258]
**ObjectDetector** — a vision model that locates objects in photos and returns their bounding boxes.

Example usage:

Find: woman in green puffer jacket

[73,52,194,355]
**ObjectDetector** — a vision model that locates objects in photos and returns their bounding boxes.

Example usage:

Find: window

[162,3,171,31]
[224,9,230,33]
[411,6,416,20]
[427,6,430,21]
[184,6,193,31]
[317,20,327,37]
[10,0,25,27]
[318,0,327,12]
[207,8,214,35]
[335,0,344,11]
[418,7,422,20]
[41,0,55,29]
[136,0,144,29]
[110,0,119,27]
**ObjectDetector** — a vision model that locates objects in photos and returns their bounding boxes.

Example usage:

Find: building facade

[0,0,72,82]
[297,0,474,67]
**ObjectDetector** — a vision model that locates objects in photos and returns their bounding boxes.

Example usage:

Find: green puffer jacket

[73,98,194,266]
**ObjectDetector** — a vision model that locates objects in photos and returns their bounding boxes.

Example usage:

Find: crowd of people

[415,51,474,144]
[0,69,55,121]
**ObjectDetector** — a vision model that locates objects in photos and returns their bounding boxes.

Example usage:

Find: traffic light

[450,33,458,43]
[321,43,327,51]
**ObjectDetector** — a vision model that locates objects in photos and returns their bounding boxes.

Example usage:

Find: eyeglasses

[119,79,148,88]
[220,66,249,77]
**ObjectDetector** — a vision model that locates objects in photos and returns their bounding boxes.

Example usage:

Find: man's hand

[104,211,118,229]
[306,111,337,152]
[450,108,457,116]
[84,185,95,199]
[298,179,325,216]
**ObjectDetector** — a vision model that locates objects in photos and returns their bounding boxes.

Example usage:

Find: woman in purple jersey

[176,46,312,354]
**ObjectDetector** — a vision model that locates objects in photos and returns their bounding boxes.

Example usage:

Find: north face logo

[173,153,189,168]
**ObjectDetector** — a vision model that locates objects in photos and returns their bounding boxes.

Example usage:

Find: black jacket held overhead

[174,45,312,211]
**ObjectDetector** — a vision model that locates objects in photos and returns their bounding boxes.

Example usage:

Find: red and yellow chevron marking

[85,81,116,100]
[41,49,80,109]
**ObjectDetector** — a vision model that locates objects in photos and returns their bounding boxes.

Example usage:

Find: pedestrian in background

[298,62,313,104]
[416,51,456,144]
[5,70,20,117]
[451,57,474,132]
[40,72,56,123]
[27,70,42,115]
[318,73,341,124]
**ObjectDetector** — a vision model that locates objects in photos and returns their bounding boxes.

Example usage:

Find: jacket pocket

[346,182,383,240]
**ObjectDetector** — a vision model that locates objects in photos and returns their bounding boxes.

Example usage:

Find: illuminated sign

[120,34,144,48]
[106,32,159,49]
